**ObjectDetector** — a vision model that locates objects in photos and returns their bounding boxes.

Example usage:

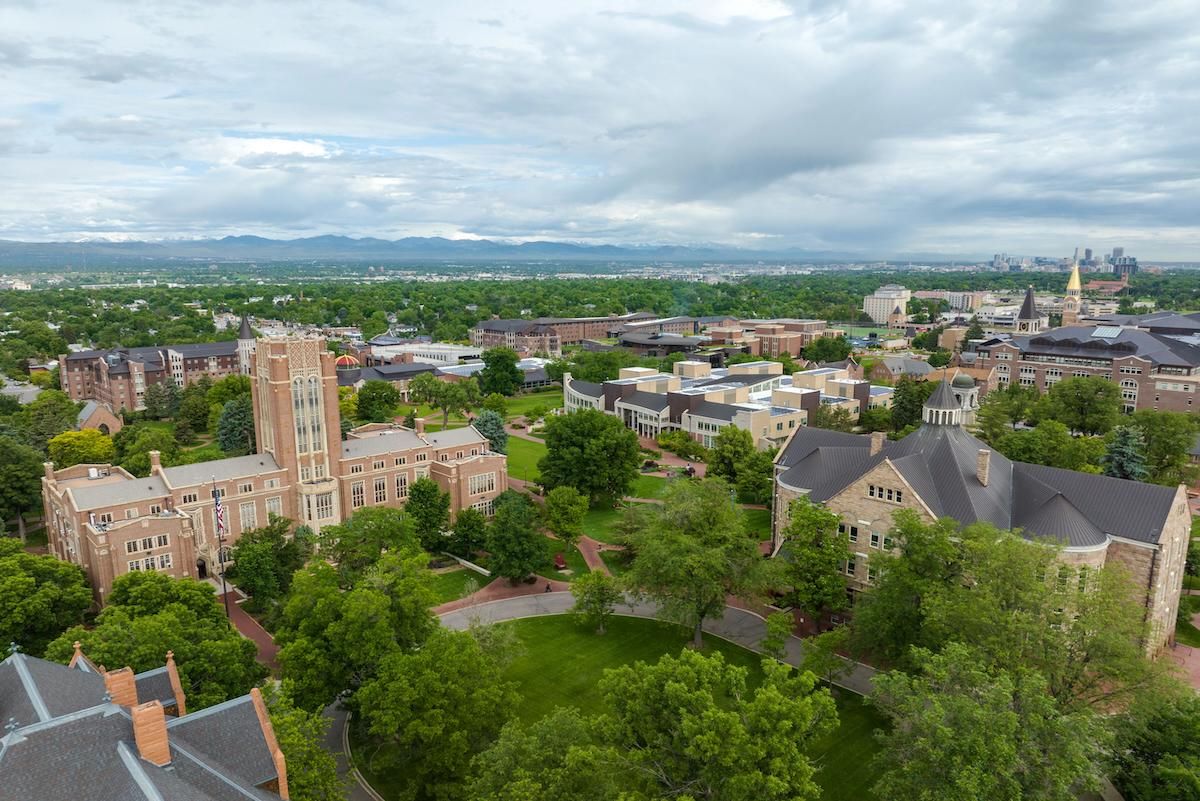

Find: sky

[1,0,1199,259]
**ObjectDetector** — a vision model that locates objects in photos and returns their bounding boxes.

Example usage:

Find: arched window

[308,376,323,451]
[292,378,309,453]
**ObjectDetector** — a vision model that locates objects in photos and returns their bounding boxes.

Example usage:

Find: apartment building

[471,312,658,356]
[60,316,257,412]
[771,381,1189,655]
[862,285,912,325]
[42,336,508,602]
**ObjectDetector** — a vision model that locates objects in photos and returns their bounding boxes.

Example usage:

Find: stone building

[772,380,1189,655]
[42,336,508,603]
[0,645,289,799]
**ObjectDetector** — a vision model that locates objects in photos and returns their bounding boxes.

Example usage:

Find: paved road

[439,592,877,696]
[322,704,378,801]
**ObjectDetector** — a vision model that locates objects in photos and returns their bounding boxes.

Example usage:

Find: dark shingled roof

[1009,326,1200,368]
[1018,286,1038,320]
[0,652,283,801]
[567,378,604,398]
[685,400,740,422]
[924,380,960,410]
[238,314,253,340]
[776,387,1179,548]
[134,667,179,707]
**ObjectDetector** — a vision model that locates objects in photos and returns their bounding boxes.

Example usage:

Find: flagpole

[212,476,231,623]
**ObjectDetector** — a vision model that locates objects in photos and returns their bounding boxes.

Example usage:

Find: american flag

[212,490,226,537]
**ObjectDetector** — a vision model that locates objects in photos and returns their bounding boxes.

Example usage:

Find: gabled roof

[161,453,283,488]
[924,381,960,410]
[238,314,253,340]
[618,391,671,413]
[684,400,741,422]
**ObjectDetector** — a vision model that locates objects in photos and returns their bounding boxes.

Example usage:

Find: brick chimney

[869,431,886,456]
[414,418,425,435]
[149,450,162,472]
[976,449,991,487]
[165,651,187,716]
[103,666,138,707]
[250,688,290,800]
[131,701,172,766]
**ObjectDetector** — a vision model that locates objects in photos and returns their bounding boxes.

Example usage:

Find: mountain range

[0,235,927,268]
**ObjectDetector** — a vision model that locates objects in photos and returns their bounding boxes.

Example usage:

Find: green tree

[598,649,836,801]
[708,425,755,484]
[45,572,267,709]
[410,373,480,429]
[142,380,180,420]
[216,396,256,455]
[261,684,346,801]
[448,506,488,557]
[890,377,937,430]
[481,392,508,416]
[803,335,852,363]
[539,409,641,502]
[571,570,622,634]
[1040,376,1121,435]
[178,382,213,433]
[116,425,180,476]
[625,478,778,647]
[228,516,313,609]
[0,538,91,654]
[872,643,1101,801]
[927,349,952,368]
[487,491,547,582]
[318,506,418,584]
[47,428,114,467]
[1103,425,1150,481]
[542,485,588,550]
[760,609,796,660]
[857,405,892,433]
[407,477,450,552]
[468,708,615,801]
[356,379,402,423]
[964,317,985,344]
[1112,690,1200,801]
[356,627,521,801]
[473,409,508,454]
[206,374,252,408]
[479,347,524,396]
[0,436,46,541]
[778,496,850,621]
[19,389,80,451]
[735,448,776,505]
[1130,410,1200,486]
[998,419,1104,471]
[810,403,856,432]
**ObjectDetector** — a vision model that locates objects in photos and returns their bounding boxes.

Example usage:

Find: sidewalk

[219,592,280,672]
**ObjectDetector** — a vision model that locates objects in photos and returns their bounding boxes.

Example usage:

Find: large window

[396,473,409,499]
[266,496,283,517]
[375,477,388,504]
[240,502,257,531]
[315,492,334,520]
[468,472,497,495]
[351,481,365,509]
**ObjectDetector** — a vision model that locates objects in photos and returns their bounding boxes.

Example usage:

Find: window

[868,484,902,504]
[375,477,388,503]
[240,502,257,530]
[469,472,497,495]
[439,453,448,462]
[373,460,385,471]
[315,463,325,478]
[182,492,198,505]
[265,478,280,489]
[352,481,365,509]
[867,565,878,584]
[158,553,173,569]
[472,498,496,516]
[842,559,856,577]
[315,492,334,520]
[98,513,113,525]
[395,474,409,499]
[300,466,312,482]
[884,534,894,549]
[394,456,407,466]
[266,496,283,516]
[1056,566,1071,593]
[211,488,225,499]
[150,504,162,515]
[1077,566,1090,594]
[239,482,253,495]
[128,560,141,572]
[155,534,169,548]
[870,532,881,549]
[416,452,428,462]
[143,557,156,571]
[125,540,140,554]
[350,464,364,474]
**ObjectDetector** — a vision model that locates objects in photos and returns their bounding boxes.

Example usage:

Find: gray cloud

[0,0,1197,258]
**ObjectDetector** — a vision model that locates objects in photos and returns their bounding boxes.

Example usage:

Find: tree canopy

[0,538,91,654]
[538,409,640,502]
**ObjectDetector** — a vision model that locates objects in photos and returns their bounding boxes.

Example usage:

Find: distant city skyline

[2,1,1199,259]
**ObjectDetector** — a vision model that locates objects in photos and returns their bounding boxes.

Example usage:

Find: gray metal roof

[618,391,671,412]
[881,357,934,376]
[924,381,960,410]
[568,378,604,398]
[341,428,426,458]
[238,315,253,340]
[68,474,171,510]
[169,696,278,788]
[1011,326,1200,368]
[685,400,740,422]
[776,404,1177,548]
[1018,286,1038,320]
[425,425,486,448]
[161,453,283,488]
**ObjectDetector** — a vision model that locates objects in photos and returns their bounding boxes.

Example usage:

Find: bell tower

[1062,264,1082,326]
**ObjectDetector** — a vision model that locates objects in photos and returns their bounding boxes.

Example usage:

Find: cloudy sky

[2,0,1199,258]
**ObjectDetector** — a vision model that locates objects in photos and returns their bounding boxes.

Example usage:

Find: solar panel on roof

[1091,325,1122,338]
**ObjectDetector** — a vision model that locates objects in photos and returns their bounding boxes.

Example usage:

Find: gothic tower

[1062,264,1082,326]
[236,314,256,375]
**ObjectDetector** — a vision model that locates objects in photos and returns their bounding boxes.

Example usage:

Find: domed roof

[951,373,976,389]
[334,354,360,369]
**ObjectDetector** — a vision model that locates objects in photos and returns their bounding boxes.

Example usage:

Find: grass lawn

[743,508,771,540]
[582,503,633,544]
[504,436,545,482]
[428,568,493,605]
[1176,594,1200,648]
[533,539,590,583]
[353,615,883,801]
[630,473,670,499]
[1184,574,1200,591]
[503,389,564,420]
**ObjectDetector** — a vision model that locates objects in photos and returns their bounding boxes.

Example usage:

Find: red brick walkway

[432,575,570,615]
[220,593,280,673]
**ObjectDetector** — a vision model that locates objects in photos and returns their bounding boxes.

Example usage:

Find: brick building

[974,324,1200,412]
[42,336,508,602]
[0,646,289,799]
[60,316,257,412]
[771,380,1189,655]
[471,312,657,356]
